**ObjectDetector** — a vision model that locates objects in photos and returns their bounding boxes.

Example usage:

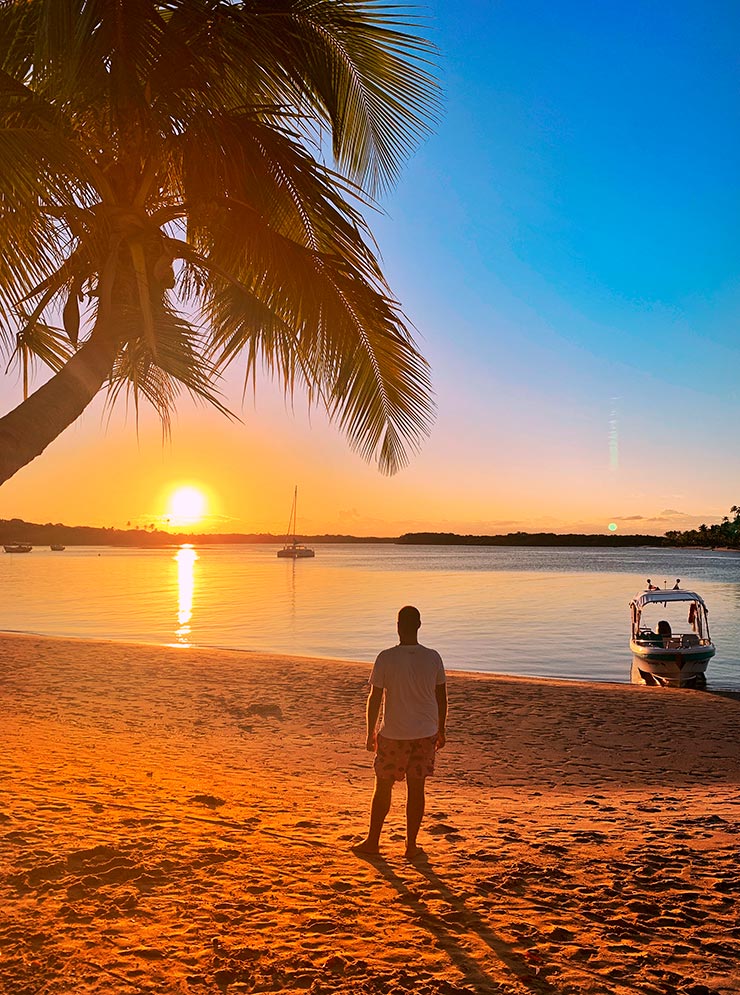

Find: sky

[1,0,739,537]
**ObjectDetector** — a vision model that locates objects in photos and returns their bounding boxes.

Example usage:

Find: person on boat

[646,579,660,591]
[353,605,447,860]
[688,602,698,630]
[673,579,681,590]
[656,620,672,640]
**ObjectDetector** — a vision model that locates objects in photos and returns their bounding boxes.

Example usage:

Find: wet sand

[1,632,739,995]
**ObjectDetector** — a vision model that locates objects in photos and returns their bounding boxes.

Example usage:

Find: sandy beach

[1,632,739,995]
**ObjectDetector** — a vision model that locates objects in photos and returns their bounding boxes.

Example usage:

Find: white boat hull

[630,640,715,687]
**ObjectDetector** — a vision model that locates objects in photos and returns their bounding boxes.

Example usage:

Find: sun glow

[166,485,208,528]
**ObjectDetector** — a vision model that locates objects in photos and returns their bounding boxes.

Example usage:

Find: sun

[166,485,208,528]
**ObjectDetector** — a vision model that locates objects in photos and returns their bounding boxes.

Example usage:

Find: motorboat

[277,486,315,559]
[3,543,32,553]
[50,544,66,551]
[629,584,715,687]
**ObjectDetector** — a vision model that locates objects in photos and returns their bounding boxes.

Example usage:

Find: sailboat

[277,487,315,559]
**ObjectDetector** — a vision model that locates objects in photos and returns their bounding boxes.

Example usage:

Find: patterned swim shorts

[374,734,438,782]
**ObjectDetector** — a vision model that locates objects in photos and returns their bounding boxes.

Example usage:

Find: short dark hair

[398,605,421,629]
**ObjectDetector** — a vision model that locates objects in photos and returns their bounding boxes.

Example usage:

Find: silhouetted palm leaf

[0,0,438,483]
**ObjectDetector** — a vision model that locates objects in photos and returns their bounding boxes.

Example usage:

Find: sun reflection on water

[174,545,198,646]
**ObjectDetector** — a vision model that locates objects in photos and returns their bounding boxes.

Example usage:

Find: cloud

[616,510,689,524]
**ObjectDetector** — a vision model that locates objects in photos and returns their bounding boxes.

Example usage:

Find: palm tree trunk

[0,333,118,484]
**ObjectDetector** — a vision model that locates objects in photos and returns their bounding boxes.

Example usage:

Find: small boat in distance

[50,544,66,551]
[629,583,715,687]
[277,487,315,559]
[3,543,32,553]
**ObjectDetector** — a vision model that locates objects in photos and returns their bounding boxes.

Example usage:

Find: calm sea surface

[1,544,738,690]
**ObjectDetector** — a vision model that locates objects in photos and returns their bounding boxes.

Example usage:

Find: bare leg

[352,777,394,853]
[405,776,426,858]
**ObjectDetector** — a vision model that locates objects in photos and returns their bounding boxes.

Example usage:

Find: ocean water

[1,544,739,690]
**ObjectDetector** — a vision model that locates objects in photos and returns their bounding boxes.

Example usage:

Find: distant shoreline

[0,515,711,548]
[4,515,740,551]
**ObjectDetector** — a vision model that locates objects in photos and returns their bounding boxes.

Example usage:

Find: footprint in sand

[426,822,457,836]
[245,884,271,895]
[245,703,283,720]
[189,794,226,809]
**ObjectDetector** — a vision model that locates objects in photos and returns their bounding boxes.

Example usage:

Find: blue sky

[0,0,738,534]
[364,0,740,530]
[386,0,739,372]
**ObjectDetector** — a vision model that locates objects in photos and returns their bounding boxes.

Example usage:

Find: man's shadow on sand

[353,850,561,994]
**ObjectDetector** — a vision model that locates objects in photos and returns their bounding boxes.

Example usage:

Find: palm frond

[186,192,433,472]
[0,107,108,339]
[0,202,67,350]
[5,318,74,398]
[106,302,233,435]
[162,100,435,472]
[225,0,440,195]
[0,2,38,82]
[178,111,382,278]
[0,0,438,478]
[143,1,438,196]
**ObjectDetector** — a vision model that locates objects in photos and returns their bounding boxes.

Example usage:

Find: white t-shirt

[370,643,446,740]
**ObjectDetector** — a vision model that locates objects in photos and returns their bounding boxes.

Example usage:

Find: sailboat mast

[283,486,298,545]
[276,486,314,558]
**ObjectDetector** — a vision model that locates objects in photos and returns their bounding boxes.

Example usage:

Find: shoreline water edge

[2,631,739,994]
[3,544,740,691]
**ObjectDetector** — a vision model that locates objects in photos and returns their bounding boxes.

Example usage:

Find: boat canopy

[630,588,711,643]
[630,590,708,611]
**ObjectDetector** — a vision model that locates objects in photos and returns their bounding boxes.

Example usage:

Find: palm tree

[0,0,438,485]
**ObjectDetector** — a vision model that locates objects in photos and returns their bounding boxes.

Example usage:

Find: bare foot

[351,839,381,855]
[404,844,425,860]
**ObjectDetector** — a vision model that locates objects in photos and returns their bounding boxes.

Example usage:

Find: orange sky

[0,361,728,537]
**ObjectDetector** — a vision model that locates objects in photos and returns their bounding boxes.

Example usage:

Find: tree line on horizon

[0,517,394,546]
[402,508,740,548]
[0,518,663,547]
[4,507,739,548]
[397,532,665,547]
[664,505,740,549]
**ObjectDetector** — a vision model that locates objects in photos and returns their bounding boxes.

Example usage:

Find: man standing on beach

[353,605,447,859]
